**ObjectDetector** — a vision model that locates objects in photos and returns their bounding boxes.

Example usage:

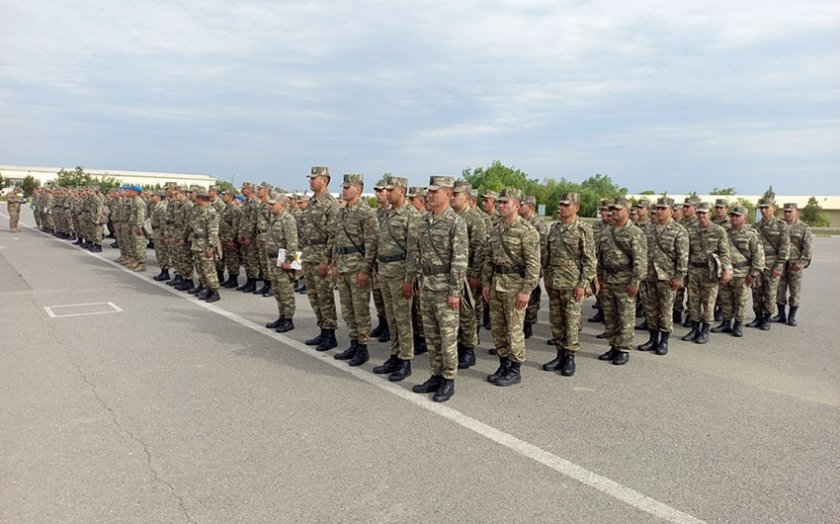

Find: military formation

[17,175,815,402]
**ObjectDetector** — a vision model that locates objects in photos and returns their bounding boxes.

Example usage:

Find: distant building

[0,165,216,189]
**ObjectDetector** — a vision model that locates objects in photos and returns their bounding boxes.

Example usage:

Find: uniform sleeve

[717,226,732,271]
[468,214,487,281]
[481,223,496,289]
[750,233,765,277]
[208,209,220,248]
[630,229,647,288]
[579,224,597,288]
[675,226,689,279]
[800,225,813,268]
[325,199,338,266]
[284,215,298,263]
[363,209,378,274]
[449,218,469,297]
[521,225,541,294]
[404,210,420,283]
[776,221,790,269]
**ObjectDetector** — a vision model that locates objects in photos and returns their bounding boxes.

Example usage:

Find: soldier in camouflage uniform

[126,186,148,272]
[596,197,647,366]
[773,203,812,327]
[411,176,468,403]
[369,177,392,342]
[331,174,378,366]
[637,197,689,355]
[407,187,427,354]
[674,197,699,326]
[209,186,227,283]
[302,167,340,352]
[219,190,243,288]
[482,188,540,386]
[254,182,274,296]
[88,187,107,253]
[150,192,171,280]
[293,194,309,294]
[236,183,261,293]
[6,187,22,232]
[713,206,764,337]
[164,186,186,287]
[479,189,499,332]
[587,199,611,326]
[173,188,196,291]
[747,198,790,330]
[264,191,298,333]
[189,188,221,302]
[541,192,596,377]
[520,195,548,340]
[632,198,652,326]
[681,203,732,344]
[711,198,731,321]
[371,177,420,382]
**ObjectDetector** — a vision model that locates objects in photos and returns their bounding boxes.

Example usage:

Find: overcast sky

[1,0,838,194]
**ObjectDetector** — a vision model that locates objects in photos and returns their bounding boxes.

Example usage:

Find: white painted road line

[44,301,123,318]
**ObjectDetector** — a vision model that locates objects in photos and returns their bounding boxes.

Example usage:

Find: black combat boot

[432,379,455,402]
[73,237,83,245]
[316,329,338,351]
[197,288,211,300]
[488,357,511,384]
[204,290,221,303]
[746,313,763,328]
[759,313,772,331]
[373,355,400,374]
[413,334,427,355]
[412,375,443,394]
[483,307,491,330]
[588,309,604,323]
[378,323,391,343]
[153,269,171,281]
[252,279,264,294]
[348,343,369,367]
[637,330,659,351]
[543,349,566,371]
[694,323,710,344]
[598,347,621,361]
[266,315,285,329]
[370,315,387,338]
[457,343,475,369]
[681,322,699,341]
[710,319,731,333]
[682,315,693,328]
[612,351,629,366]
[546,338,556,346]
[334,338,357,360]
[523,322,533,339]
[771,304,786,323]
[787,306,798,326]
[296,281,307,294]
[188,283,205,295]
[167,275,184,287]
[276,318,294,333]
[496,361,521,386]
[635,301,643,318]
[222,275,238,288]
[388,359,411,382]
[259,281,272,297]
[731,320,744,337]
[91,244,102,253]
[217,270,225,284]
[305,329,326,346]
[655,332,670,355]
[673,310,682,324]
[175,279,194,291]
[560,352,576,376]
[714,307,723,322]
[238,277,256,292]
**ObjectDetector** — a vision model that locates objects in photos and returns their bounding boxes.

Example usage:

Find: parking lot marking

[44,302,123,318]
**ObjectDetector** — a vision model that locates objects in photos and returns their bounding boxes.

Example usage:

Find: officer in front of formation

[7,186,23,233]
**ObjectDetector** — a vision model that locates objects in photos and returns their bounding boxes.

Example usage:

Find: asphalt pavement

[2,207,838,523]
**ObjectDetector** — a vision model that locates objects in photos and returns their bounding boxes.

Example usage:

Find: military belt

[492,264,520,275]
[378,253,406,263]
[689,261,708,268]
[309,238,328,245]
[422,264,451,276]
[336,246,363,255]
[606,263,632,272]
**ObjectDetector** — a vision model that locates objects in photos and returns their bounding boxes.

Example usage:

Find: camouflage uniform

[175,196,195,279]
[454,182,486,354]
[751,201,790,322]
[523,196,549,333]
[150,197,170,271]
[127,192,147,267]
[238,186,261,280]
[210,192,226,275]
[684,204,731,338]
[265,193,298,320]
[674,201,699,319]
[6,189,22,231]
[371,177,391,336]
[777,212,812,309]
[255,183,274,286]
[301,167,340,331]
[189,197,220,292]
[642,200,689,336]
[219,195,242,281]
[164,191,181,276]
[720,213,764,325]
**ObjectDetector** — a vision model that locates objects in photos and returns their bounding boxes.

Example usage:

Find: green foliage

[0,173,6,189]
[462,160,531,194]
[710,187,737,195]
[761,185,775,201]
[21,175,40,198]
[800,196,830,227]
[640,190,656,195]
[735,197,757,221]
[214,179,236,194]
[55,166,121,193]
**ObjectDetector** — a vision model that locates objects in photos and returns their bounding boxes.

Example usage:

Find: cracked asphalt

[1,208,839,523]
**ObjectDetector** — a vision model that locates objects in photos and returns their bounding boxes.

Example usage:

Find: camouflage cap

[683,196,700,206]
[482,190,499,200]
[523,195,537,206]
[408,186,425,198]
[241,182,255,190]
[209,185,219,191]
[374,176,390,190]
[783,202,798,211]
[655,197,674,208]
[635,197,651,209]
[695,202,711,213]
[559,192,580,204]
[758,197,776,207]
[714,198,729,208]
[496,187,522,202]
[309,166,330,178]
[195,188,210,198]
[609,197,630,210]
[730,206,747,216]
[599,198,610,210]
[223,189,237,196]
[267,190,287,204]
[452,179,473,194]
[427,175,455,190]
[259,182,273,193]
[342,173,364,187]
[386,176,408,189]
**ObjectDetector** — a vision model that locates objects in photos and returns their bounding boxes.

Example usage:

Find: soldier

[637,197,689,355]
[173,187,197,291]
[747,198,790,330]
[681,203,732,344]
[774,203,811,326]
[219,190,243,288]
[164,186,186,287]
[596,197,647,366]
[370,177,392,342]
[301,167,340,352]
[331,174,378,366]
[125,185,148,272]
[541,192,596,376]
[6,187,22,232]
[89,187,107,253]
[587,199,611,325]
[482,188,540,386]
[253,182,274,297]
[451,179,486,369]
[371,177,420,381]
[150,192,171,281]
[264,191,298,333]
[209,185,227,283]
[479,189,499,332]
[412,176,467,402]
[407,187,427,354]
[632,198,653,326]
[236,182,260,293]
[189,189,221,302]
[293,194,309,294]
[520,195,548,340]
[713,206,764,337]
[674,197,700,326]
[713,198,730,228]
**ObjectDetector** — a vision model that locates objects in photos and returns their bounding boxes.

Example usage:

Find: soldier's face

[760,206,774,220]
[655,206,672,223]
[730,213,746,228]
[637,207,649,219]
[715,207,727,220]
[696,211,710,227]
[609,206,628,225]
[387,187,405,206]
[783,209,796,223]
[298,200,308,210]
[558,202,577,220]
[375,188,388,204]
[342,183,361,201]
[497,199,519,219]
[481,198,495,214]
[310,176,327,192]
[682,205,695,219]
[451,191,468,211]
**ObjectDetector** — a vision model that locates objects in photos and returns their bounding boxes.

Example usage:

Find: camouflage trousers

[34,209,42,228]
[687,267,718,324]
[420,289,459,380]
[473,289,484,334]
[131,229,147,265]
[525,282,542,325]
[222,242,241,279]
[116,223,131,259]
[371,272,386,320]
[91,224,104,244]
[303,261,337,330]
[641,278,677,333]
[337,271,372,344]
[718,277,749,321]
[546,286,582,352]
[489,288,527,363]
[256,236,270,279]
[43,211,54,230]
[153,231,170,270]
[751,268,780,316]
[241,239,260,278]
[458,284,478,347]
[177,242,194,278]
[268,257,295,318]
[72,216,81,238]
[673,274,689,313]
[193,249,219,290]
[412,282,425,338]
[380,275,414,359]
[601,283,636,351]
[8,207,20,229]
[776,264,804,307]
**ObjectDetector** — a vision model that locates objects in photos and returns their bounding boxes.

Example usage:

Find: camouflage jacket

[237,196,259,240]
[334,199,378,274]
[727,226,765,279]
[301,191,339,265]
[457,207,487,282]
[150,201,167,231]
[645,219,689,281]
[266,210,298,264]
[164,197,179,234]
[597,221,647,287]
[210,197,225,217]
[189,205,219,251]
[219,202,241,243]
[752,217,790,270]
[787,219,813,268]
[482,214,540,294]
[418,207,468,296]
[256,199,271,238]
[6,192,21,211]
[127,196,147,230]
[377,201,420,282]
[543,217,596,290]
[526,214,549,271]
[679,216,698,236]
[174,199,194,239]
[687,222,732,272]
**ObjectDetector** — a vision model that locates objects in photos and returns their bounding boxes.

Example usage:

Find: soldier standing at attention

[6,187,22,232]
[253,183,274,297]
[637,197,688,355]
[541,193,596,376]
[236,183,260,293]
[407,187,428,355]
[412,176,467,402]
[596,197,647,366]
[369,177,392,342]
[372,177,420,381]
[520,195,548,340]
[264,191,298,333]
[482,188,540,387]
[713,206,764,337]
[150,192,171,281]
[478,190,499,332]
[189,189,221,302]
[209,186,227,284]
[468,189,485,341]
[747,198,790,330]
[587,199,611,325]
[711,198,731,322]
[674,197,699,326]
[681,203,732,344]
[173,188,196,291]
[773,203,812,327]
[126,185,148,272]
[302,167,340,352]
[293,194,309,294]
[219,190,243,288]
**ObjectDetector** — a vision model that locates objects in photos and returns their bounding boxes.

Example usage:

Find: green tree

[21,175,40,198]
[0,173,6,189]
[640,190,656,195]
[735,197,757,222]
[710,187,737,195]
[55,166,120,193]
[800,196,829,227]
[462,160,531,194]
[214,179,236,193]
[761,185,775,201]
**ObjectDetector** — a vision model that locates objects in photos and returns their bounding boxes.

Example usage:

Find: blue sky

[1,0,838,194]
